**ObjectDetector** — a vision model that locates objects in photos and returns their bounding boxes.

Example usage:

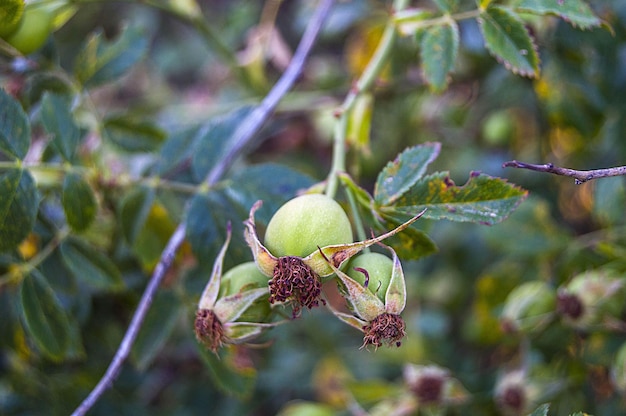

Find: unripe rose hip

[264,194,353,258]
[347,252,393,302]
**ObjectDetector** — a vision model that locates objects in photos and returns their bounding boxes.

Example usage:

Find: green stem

[325,0,410,198]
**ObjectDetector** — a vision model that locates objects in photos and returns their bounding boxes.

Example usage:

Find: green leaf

[191,106,256,182]
[379,172,528,225]
[379,218,438,260]
[119,186,156,244]
[103,116,166,152]
[374,143,441,206]
[131,290,181,371]
[60,238,123,291]
[0,0,24,38]
[225,163,315,223]
[0,88,31,160]
[20,270,72,360]
[40,92,81,161]
[22,72,74,108]
[154,126,199,178]
[0,168,39,251]
[420,21,459,92]
[514,0,601,29]
[62,172,97,232]
[346,93,373,151]
[528,403,550,416]
[431,0,459,13]
[197,343,256,398]
[74,25,149,88]
[479,6,539,77]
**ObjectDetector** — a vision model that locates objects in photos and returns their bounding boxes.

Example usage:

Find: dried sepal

[302,209,427,278]
[198,222,232,310]
[243,200,278,277]
[383,244,406,315]
[213,287,269,323]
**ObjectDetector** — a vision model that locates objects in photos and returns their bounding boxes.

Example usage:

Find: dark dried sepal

[195,309,225,353]
[269,256,325,317]
[361,312,406,349]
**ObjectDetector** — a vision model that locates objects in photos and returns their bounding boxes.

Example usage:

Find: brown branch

[502,160,626,184]
[70,1,336,415]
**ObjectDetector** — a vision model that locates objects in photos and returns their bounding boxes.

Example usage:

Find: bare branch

[502,160,626,184]
[71,1,336,415]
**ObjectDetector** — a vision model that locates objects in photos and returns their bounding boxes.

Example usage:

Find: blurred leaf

[40,92,81,161]
[0,0,23,38]
[103,116,166,152]
[592,177,625,226]
[191,106,256,182]
[22,72,74,108]
[154,126,198,178]
[276,401,335,416]
[0,88,30,160]
[132,201,176,270]
[62,173,97,232]
[119,186,156,244]
[420,20,459,92]
[197,344,256,398]
[74,25,149,88]
[346,93,373,151]
[60,238,123,291]
[131,290,181,371]
[479,6,539,77]
[515,0,601,30]
[347,379,403,406]
[185,191,244,266]
[374,143,441,206]
[431,0,458,13]
[528,403,550,416]
[225,163,315,223]
[20,270,73,360]
[0,168,39,251]
[379,172,527,225]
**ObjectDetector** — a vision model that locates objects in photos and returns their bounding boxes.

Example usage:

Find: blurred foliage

[1,0,626,416]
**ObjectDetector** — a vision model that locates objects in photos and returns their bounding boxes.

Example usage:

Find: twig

[70,1,336,414]
[503,160,626,184]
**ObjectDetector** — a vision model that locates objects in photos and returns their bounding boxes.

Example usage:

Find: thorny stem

[503,160,626,184]
[70,1,336,415]
[325,0,410,199]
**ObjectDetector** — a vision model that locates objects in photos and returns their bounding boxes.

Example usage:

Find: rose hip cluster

[195,193,424,353]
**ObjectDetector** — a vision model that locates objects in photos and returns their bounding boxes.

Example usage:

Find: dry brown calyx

[556,291,584,320]
[362,312,406,349]
[269,256,325,317]
[194,309,225,353]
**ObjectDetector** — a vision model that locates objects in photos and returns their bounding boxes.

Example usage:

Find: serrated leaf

[74,25,149,88]
[20,270,72,360]
[528,403,550,416]
[103,116,166,152]
[420,21,459,92]
[197,344,256,398]
[225,163,315,223]
[374,143,442,206]
[40,92,81,161]
[380,172,527,225]
[479,6,539,77]
[515,0,601,29]
[119,186,156,244]
[60,238,123,291]
[131,290,181,371]
[62,173,97,232]
[191,106,256,182]
[0,89,30,160]
[0,169,39,251]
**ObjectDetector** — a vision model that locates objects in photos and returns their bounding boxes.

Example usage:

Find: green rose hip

[347,252,393,302]
[264,194,353,258]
